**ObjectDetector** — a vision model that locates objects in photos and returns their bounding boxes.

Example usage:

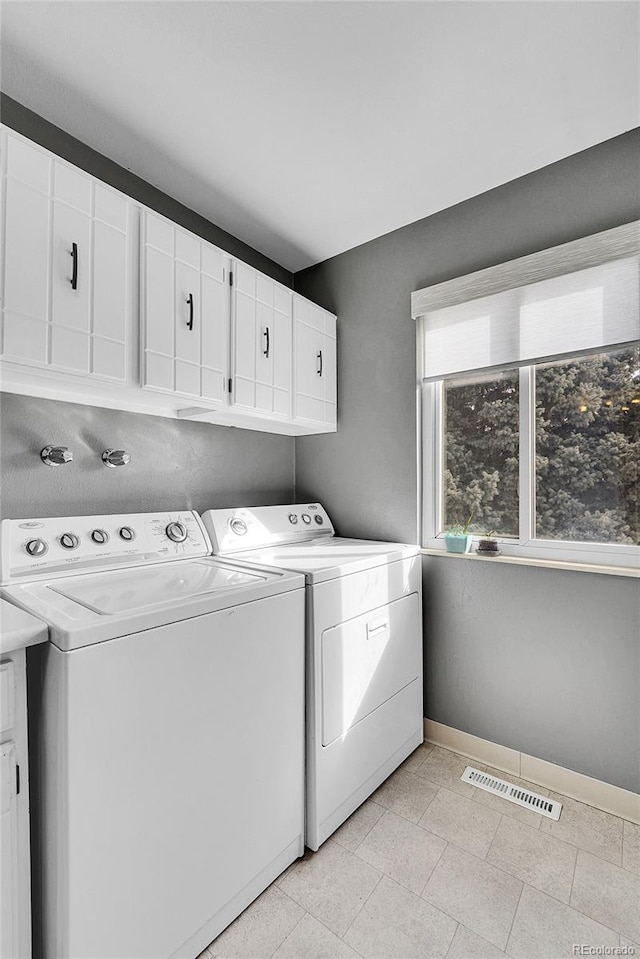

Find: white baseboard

[424,719,640,825]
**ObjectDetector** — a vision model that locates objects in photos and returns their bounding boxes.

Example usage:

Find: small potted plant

[476,530,500,556]
[443,514,474,554]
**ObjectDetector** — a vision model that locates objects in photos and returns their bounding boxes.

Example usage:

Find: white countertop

[0,597,48,653]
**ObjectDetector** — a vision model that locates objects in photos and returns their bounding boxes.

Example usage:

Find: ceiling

[1,1,638,273]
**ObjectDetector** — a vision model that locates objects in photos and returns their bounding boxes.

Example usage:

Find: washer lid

[49,560,268,614]
[0,558,304,651]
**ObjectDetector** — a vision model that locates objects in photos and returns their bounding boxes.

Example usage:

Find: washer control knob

[91,529,109,545]
[25,538,48,557]
[166,522,187,543]
[119,526,135,542]
[59,533,80,550]
[288,513,298,524]
[301,514,312,525]
[229,517,248,536]
[314,514,324,525]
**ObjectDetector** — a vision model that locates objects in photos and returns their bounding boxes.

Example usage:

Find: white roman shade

[411,222,640,382]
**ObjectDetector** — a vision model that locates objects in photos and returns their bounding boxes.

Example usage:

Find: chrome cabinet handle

[316,350,323,376]
[263,327,270,357]
[186,293,194,330]
[70,242,78,290]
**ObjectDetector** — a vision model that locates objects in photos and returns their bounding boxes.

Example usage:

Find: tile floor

[198,744,640,959]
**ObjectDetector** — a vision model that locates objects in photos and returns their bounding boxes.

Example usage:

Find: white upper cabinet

[293,294,337,430]
[141,211,230,405]
[230,261,292,420]
[0,128,338,434]
[1,129,132,382]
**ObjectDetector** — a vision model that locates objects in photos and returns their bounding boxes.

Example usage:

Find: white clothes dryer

[0,511,305,959]
[201,504,423,850]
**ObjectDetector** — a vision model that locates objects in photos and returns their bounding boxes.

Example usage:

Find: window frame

[421,364,639,569]
[414,222,640,572]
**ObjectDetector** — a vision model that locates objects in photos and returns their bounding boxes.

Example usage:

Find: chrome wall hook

[41,446,73,467]
[102,450,131,468]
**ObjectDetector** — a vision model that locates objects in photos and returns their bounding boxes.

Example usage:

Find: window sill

[420,548,639,579]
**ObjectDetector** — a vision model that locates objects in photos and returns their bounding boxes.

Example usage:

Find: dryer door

[321,592,421,746]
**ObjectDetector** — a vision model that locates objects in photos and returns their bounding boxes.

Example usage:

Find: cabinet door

[231,262,257,410]
[141,211,229,404]
[231,265,292,417]
[143,228,175,392]
[0,742,18,959]
[254,299,274,413]
[174,260,200,397]
[92,185,129,381]
[200,246,228,405]
[50,161,93,374]
[2,145,51,366]
[50,200,92,373]
[1,131,131,384]
[273,295,292,418]
[294,296,324,423]
[293,294,337,429]
[322,314,337,426]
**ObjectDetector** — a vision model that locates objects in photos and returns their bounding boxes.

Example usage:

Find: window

[534,348,639,546]
[443,370,519,537]
[415,222,640,570]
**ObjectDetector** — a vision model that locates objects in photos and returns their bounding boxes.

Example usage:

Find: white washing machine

[0,511,305,959]
[201,504,423,850]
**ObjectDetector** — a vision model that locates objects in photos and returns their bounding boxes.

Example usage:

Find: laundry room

[0,3,638,959]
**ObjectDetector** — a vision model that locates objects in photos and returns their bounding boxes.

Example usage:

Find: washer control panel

[203,504,334,554]
[0,511,211,584]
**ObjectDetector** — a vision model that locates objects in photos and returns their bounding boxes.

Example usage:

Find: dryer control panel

[0,512,211,584]
[203,504,334,554]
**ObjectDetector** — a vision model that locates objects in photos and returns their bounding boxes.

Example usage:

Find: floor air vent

[461,766,562,821]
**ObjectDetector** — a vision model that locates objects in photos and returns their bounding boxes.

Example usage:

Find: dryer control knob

[119,526,135,542]
[288,513,298,524]
[25,538,48,557]
[91,529,109,545]
[301,514,312,525]
[314,514,324,525]
[166,522,187,543]
[60,533,80,550]
[229,517,248,536]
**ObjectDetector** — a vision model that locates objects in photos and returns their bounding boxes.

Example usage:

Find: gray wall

[0,393,293,519]
[426,559,639,794]
[294,129,640,793]
[0,98,295,518]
